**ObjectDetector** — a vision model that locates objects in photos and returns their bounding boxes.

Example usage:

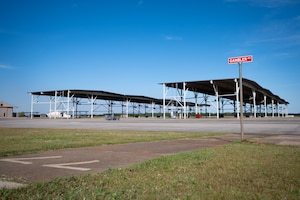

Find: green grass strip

[1,142,300,199]
[0,128,223,157]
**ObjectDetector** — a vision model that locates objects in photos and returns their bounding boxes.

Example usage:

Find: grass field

[0,128,222,157]
[0,128,300,199]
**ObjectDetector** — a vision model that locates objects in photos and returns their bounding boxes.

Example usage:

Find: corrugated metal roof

[162,78,288,105]
[29,90,204,106]
[30,78,288,107]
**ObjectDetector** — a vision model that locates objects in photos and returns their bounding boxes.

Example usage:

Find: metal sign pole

[228,55,252,141]
[238,62,244,140]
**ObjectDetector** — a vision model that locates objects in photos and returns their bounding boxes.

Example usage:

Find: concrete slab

[253,135,300,146]
[0,135,238,184]
[1,117,300,135]
[0,181,26,189]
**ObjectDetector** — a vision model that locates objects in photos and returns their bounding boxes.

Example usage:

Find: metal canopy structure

[162,78,289,119]
[29,78,288,119]
[29,89,204,119]
[31,90,160,104]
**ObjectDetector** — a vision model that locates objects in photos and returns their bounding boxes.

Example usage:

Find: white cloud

[163,35,183,41]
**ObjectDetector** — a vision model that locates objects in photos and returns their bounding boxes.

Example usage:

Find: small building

[0,101,13,118]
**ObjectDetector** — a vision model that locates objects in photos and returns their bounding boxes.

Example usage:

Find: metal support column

[252,90,256,118]
[264,95,267,117]
[151,102,155,118]
[163,83,166,119]
[211,80,219,119]
[30,94,34,119]
[49,96,53,116]
[54,91,57,119]
[183,82,187,119]
[235,79,239,119]
[89,95,97,119]
[271,99,274,117]
[90,95,94,119]
[126,99,129,118]
[67,90,70,119]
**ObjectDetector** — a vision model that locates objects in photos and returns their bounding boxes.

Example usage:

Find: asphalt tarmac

[0,117,299,188]
[1,117,300,134]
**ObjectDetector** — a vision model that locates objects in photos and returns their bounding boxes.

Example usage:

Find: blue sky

[1,0,300,113]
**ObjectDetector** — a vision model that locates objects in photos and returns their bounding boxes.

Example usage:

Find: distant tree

[19,112,25,117]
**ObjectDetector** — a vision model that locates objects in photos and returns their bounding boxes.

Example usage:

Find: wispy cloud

[293,15,300,21]
[246,34,300,46]
[224,0,299,8]
[249,35,294,43]
[163,35,183,41]
[138,0,143,6]
[274,52,290,57]
[0,65,14,69]
[244,11,300,49]
[253,0,298,8]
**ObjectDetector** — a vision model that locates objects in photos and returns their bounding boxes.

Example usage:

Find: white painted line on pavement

[43,160,100,171]
[0,156,62,165]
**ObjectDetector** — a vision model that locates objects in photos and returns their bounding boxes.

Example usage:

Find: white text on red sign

[228,55,253,64]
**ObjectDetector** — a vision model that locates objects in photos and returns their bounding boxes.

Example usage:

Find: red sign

[228,55,253,64]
